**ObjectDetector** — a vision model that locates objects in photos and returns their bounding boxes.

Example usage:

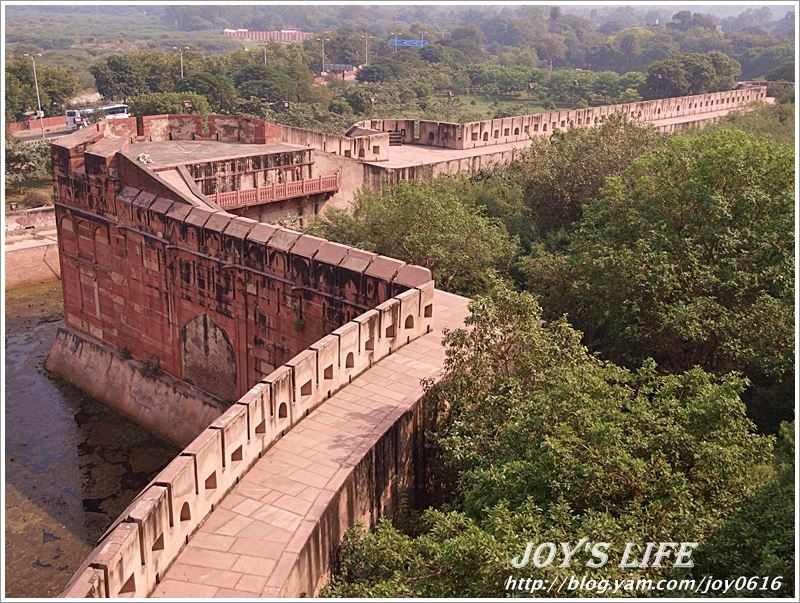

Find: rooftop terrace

[124,140,308,169]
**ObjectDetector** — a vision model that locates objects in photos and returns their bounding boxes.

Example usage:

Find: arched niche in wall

[180,313,237,400]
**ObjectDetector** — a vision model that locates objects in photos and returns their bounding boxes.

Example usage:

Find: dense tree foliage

[507,115,664,244]
[5,53,79,119]
[714,100,795,147]
[642,51,741,98]
[521,129,794,430]
[129,92,211,117]
[4,134,52,192]
[6,5,794,127]
[324,286,792,597]
[306,179,518,296]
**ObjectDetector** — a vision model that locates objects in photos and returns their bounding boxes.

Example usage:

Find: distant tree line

[156,5,794,79]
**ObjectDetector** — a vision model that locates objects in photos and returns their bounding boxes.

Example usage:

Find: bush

[139,354,162,378]
[23,192,50,208]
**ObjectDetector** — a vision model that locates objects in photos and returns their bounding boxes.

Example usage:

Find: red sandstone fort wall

[51,132,429,401]
[359,85,769,149]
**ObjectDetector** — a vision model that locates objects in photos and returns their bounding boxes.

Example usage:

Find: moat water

[4,281,178,597]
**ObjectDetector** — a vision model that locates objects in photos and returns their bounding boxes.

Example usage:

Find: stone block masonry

[49,121,430,403]
[355,85,771,150]
[54,112,437,598]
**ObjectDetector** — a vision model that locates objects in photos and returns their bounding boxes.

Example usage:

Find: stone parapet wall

[139,114,282,144]
[279,124,390,162]
[61,271,434,598]
[357,85,769,150]
[5,206,56,234]
[7,115,68,133]
[4,236,61,288]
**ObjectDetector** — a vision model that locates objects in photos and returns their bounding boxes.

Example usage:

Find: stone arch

[180,314,237,400]
[278,402,288,418]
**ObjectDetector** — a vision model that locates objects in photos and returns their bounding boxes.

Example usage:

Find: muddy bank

[4,281,178,597]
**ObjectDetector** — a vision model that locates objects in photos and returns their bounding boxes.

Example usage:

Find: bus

[66,104,131,130]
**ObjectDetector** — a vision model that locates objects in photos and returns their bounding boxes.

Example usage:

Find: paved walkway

[153,290,470,597]
[365,138,533,169]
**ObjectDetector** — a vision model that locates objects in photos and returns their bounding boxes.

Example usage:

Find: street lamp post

[263,43,268,66]
[24,53,45,140]
[321,38,330,74]
[173,46,189,78]
[390,32,399,54]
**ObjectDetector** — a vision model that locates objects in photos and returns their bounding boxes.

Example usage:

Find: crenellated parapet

[354,85,771,149]
[60,226,434,599]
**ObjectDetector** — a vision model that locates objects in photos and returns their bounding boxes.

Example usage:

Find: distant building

[323,63,356,75]
[223,28,315,44]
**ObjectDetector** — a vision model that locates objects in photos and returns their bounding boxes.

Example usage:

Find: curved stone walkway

[152,290,469,597]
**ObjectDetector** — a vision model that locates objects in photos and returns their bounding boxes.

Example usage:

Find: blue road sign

[393,39,428,48]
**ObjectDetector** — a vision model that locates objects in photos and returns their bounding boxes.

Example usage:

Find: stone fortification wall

[60,248,435,598]
[357,85,770,149]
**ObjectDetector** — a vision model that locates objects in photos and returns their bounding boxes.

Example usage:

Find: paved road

[14,129,73,142]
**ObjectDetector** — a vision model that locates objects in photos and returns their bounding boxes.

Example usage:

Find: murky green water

[4,281,178,597]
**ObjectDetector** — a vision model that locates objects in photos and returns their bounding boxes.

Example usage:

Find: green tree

[693,421,794,597]
[90,54,147,99]
[511,114,664,245]
[129,91,211,116]
[5,54,79,117]
[306,179,518,296]
[521,129,794,429]
[643,52,742,98]
[715,100,795,147]
[233,63,299,103]
[177,70,236,112]
[5,134,51,193]
[325,285,782,597]
[535,33,567,70]
[766,60,794,81]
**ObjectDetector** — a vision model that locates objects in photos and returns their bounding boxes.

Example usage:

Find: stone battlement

[62,261,433,598]
[355,85,770,148]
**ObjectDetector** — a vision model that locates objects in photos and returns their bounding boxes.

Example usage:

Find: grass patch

[458,93,557,118]
[5,178,53,211]
[5,279,63,322]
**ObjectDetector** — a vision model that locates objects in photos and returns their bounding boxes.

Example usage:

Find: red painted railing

[209,173,341,209]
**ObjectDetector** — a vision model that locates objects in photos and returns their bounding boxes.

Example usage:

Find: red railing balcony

[209,173,341,209]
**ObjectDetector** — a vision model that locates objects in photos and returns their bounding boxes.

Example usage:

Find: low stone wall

[280,124,390,162]
[5,206,56,233]
[4,237,61,288]
[61,276,435,598]
[45,328,226,446]
[7,115,67,134]
[357,85,770,150]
